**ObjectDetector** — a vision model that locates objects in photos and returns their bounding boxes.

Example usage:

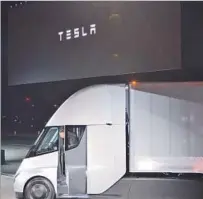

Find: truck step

[57,184,69,195]
[58,194,89,198]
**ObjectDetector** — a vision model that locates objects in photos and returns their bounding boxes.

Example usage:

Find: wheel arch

[23,175,56,198]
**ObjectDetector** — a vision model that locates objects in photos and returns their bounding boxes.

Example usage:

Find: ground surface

[1,135,35,175]
[1,175,15,199]
[2,135,203,199]
[1,135,35,199]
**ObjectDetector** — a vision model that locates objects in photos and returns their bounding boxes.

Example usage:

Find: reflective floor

[1,175,15,199]
[1,135,33,175]
[1,135,34,199]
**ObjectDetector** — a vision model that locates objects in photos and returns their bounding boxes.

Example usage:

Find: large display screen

[8,1,181,85]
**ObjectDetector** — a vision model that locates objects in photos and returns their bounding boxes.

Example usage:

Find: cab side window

[65,126,86,150]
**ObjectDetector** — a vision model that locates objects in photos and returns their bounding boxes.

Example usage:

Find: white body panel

[129,83,203,173]
[86,85,126,194]
[46,84,125,126]
[14,152,58,193]
[87,125,126,194]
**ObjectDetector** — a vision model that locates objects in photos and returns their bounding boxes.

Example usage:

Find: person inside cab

[58,126,66,177]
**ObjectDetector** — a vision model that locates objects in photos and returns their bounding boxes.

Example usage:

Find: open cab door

[57,125,88,198]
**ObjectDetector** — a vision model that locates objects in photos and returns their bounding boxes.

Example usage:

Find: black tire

[24,177,55,199]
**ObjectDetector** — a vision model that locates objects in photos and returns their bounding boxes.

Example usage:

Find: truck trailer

[14,82,203,199]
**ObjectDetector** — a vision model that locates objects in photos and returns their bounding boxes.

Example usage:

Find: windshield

[35,126,60,155]
[34,129,45,145]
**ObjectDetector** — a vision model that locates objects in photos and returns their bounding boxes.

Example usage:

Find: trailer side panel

[129,84,203,173]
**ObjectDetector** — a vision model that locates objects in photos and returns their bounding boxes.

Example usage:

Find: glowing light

[130,80,137,87]
[193,159,203,172]
[109,13,120,20]
[25,97,31,102]
[112,53,119,58]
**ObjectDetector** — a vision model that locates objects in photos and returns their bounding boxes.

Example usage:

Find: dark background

[2,1,203,137]
[181,2,203,70]
[8,1,181,86]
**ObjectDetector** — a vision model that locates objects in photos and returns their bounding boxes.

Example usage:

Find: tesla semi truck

[14,82,203,199]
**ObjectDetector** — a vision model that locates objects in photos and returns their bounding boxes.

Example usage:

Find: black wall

[181,2,203,70]
[1,2,8,117]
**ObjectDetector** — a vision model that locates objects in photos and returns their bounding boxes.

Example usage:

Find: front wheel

[24,177,55,199]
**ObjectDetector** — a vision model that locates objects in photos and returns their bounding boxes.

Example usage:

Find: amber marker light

[130,80,138,87]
